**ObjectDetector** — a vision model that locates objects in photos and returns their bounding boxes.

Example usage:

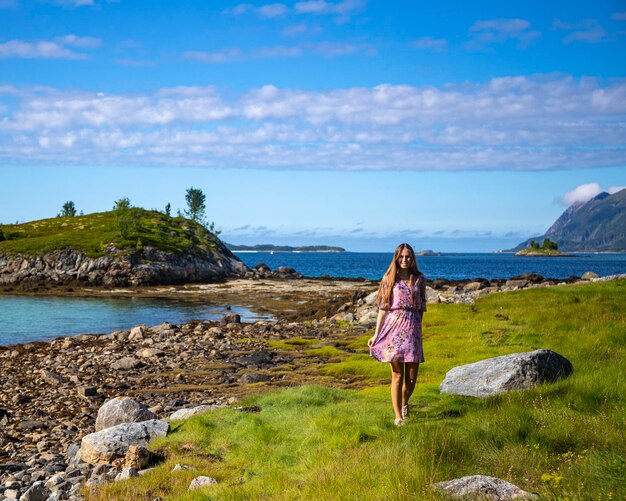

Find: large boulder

[433,475,537,500]
[440,349,573,397]
[80,419,169,465]
[95,397,157,431]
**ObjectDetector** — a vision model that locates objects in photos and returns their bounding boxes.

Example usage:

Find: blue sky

[0,0,625,251]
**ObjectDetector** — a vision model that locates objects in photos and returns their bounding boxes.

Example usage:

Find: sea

[235,251,626,281]
[1,252,624,346]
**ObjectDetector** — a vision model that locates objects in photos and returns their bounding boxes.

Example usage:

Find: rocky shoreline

[1,271,623,500]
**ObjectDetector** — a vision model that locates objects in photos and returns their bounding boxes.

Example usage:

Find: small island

[516,238,571,257]
[226,244,345,252]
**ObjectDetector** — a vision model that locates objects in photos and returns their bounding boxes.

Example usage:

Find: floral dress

[369,274,426,363]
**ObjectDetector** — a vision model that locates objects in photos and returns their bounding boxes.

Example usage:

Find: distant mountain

[226,243,345,252]
[512,189,626,252]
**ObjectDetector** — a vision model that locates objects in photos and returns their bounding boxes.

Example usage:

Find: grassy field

[86,279,625,500]
[0,209,219,258]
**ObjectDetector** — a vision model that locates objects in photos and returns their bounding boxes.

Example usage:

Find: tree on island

[112,197,140,239]
[164,203,171,217]
[113,197,132,211]
[184,187,220,235]
[543,238,558,250]
[526,238,559,252]
[59,201,76,217]
[184,187,206,223]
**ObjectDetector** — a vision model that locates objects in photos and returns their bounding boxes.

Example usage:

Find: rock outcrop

[433,475,538,500]
[0,245,248,287]
[440,349,573,397]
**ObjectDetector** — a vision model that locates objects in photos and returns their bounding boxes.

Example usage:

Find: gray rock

[135,348,165,358]
[169,405,220,421]
[65,444,81,465]
[356,308,378,326]
[79,419,169,465]
[364,290,378,305]
[111,357,144,371]
[188,476,218,490]
[43,474,65,490]
[114,467,139,481]
[18,482,48,501]
[128,325,147,341]
[172,464,196,472]
[238,373,270,384]
[440,349,573,397]
[581,271,599,280]
[433,475,537,500]
[78,386,98,397]
[40,370,66,385]
[17,420,44,430]
[95,397,157,431]
[331,312,355,323]
[220,313,240,324]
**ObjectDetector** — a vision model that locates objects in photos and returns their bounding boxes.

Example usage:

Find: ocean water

[0,296,269,346]
[236,252,626,281]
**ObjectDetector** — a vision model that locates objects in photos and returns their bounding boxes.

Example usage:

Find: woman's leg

[390,362,404,420]
[402,362,420,407]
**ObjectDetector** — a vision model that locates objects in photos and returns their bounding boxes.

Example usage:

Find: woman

[367,243,426,426]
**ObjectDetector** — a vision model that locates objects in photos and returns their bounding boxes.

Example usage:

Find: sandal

[401,404,409,419]
[394,418,405,427]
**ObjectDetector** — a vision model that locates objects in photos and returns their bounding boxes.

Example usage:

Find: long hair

[376,243,420,309]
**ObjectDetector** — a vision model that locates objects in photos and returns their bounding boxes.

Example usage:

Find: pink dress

[369,274,426,363]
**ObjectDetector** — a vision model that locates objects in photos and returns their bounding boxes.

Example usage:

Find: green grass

[0,209,220,258]
[86,280,626,500]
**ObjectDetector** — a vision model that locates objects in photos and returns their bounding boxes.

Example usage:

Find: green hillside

[0,209,221,258]
[86,280,625,500]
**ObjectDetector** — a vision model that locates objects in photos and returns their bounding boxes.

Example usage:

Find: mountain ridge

[512,189,626,253]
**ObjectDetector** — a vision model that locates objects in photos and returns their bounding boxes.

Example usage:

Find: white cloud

[54,34,102,49]
[306,41,373,56]
[0,35,100,59]
[255,45,304,58]
[1,75,625,171]
[294,0,365,16]
[560,183,625,206]
[257,3,288,18]
[183,48,242,63]
[227,2,288,18]
[553,18,614,44]
[0,39,84,59]
[185,42,372,62]
[561,183,603,205]
[52,0,95,6]
[411,37,448,51]
[467,18,540,49]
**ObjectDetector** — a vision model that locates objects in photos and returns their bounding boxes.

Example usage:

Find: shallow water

[0,295,269,346]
